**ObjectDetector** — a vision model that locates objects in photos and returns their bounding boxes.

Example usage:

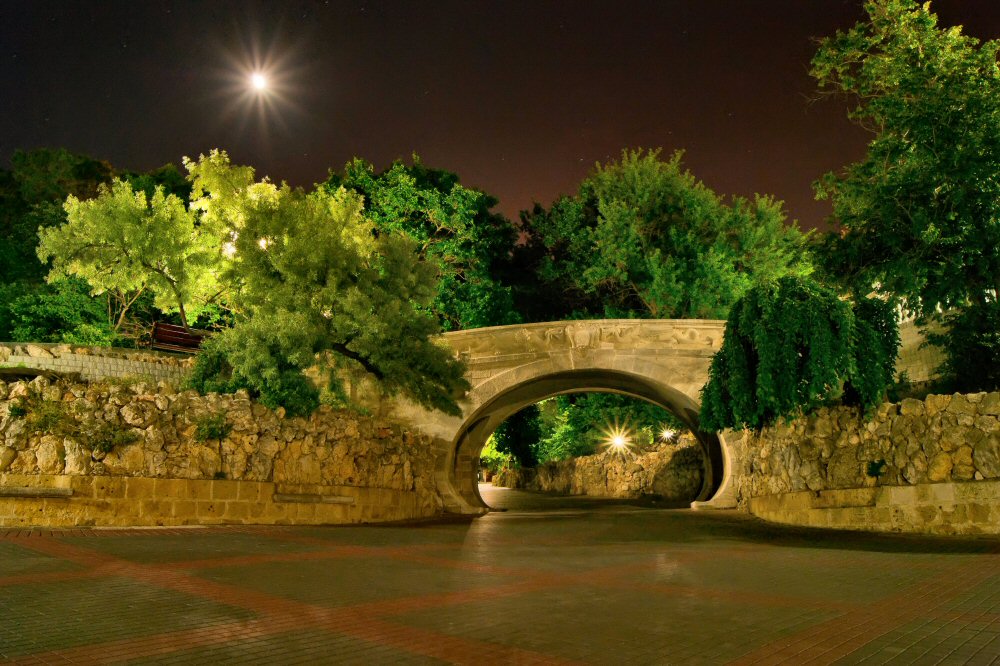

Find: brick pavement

[0,485,998,665]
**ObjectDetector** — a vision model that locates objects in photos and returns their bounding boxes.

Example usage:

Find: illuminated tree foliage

[327,157,520,330]
[532,393,680,463]
[700,277,900,432]
[185,151,468,416]
[37,179,224,330]
[812,0,1000,390]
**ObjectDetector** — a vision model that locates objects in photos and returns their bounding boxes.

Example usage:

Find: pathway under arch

[386,319,737,515]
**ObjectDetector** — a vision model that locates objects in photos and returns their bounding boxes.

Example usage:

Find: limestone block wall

[0,376,444,527]
[496,437,704,503]
[0,343,192,385]
[730,392,1000,535]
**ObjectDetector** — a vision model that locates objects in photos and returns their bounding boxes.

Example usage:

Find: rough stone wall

[498,437,704,502]
[728,392,1000,535]
[730,392,1000,504]
[0,343,192,385]
[0,376,443,515]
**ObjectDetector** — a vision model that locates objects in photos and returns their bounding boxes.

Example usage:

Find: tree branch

[329,341,385,380]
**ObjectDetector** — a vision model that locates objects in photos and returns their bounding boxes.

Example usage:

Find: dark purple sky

[3,1,1000,229]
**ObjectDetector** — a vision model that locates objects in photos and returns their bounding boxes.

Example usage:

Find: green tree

[186,151,468,416]
[122,163,192,202]
[812,0,1000,390]
[0,148,113,283]
[490,405,541,468]
[37,179,225,330]
[700,277,900,432]
[327,157,520,330]
[532,394,681,463]
[520,149,812,321]
[499,149,813,465]
[0,278,116,345]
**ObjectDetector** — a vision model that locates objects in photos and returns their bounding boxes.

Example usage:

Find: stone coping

[0,486,73,498]
[0,341,193,365]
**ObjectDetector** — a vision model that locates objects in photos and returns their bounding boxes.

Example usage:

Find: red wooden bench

[150,322,211,354]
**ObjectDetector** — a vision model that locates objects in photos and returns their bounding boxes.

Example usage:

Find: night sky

[4,1,1000,229]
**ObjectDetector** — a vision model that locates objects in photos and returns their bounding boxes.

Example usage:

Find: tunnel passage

[448,369,726,511]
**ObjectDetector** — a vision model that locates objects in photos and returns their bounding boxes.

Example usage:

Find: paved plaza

[1,485,999,665]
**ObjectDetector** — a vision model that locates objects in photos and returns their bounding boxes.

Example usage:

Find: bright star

[250,72,268,91]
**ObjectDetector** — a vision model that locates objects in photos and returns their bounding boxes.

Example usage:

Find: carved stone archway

[386,320,737,514]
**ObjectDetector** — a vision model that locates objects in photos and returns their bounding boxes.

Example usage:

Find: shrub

[19,397,78,437]
[0,278,117,345]
[88,421,140,455]
[194,412,231,442]
[186,335,319,417]
[700,276,899,432]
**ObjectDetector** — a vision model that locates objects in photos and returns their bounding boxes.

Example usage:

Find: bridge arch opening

[447,369,726,512]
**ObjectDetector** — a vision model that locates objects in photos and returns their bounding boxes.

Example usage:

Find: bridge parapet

[444,318,724,360]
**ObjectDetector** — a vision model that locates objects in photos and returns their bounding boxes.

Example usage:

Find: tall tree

[812,0,1000,389]
[186,151,469,416]
[497,149,813,465]
[327,157,520,330]
[520,149,812,321]
[37,179,224,330]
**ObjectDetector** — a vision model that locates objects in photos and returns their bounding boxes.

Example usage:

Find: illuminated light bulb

[250,72,268,91]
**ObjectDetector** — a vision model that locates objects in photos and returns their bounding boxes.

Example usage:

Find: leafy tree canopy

[37,179,225,330]
[0,278,116,345]
[326,156,520,330]
[700,276,900,432]
[533,393,683,463]
[812,0,1000,390]
[0,148,114,282]
[122,163,192,202]
[187,151,469,416]
[519,149,813,321]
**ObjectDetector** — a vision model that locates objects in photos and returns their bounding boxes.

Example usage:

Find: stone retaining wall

[730,392,1000,535]
[496,437,704,502]
[0,474,429,527]
[0,376,444,527]
[0,342,192,385]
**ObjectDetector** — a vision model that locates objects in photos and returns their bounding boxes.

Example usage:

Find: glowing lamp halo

[601,422,633,455]
[250,72,268,91]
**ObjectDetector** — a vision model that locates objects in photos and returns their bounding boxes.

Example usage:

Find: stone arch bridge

[387,319,736,515]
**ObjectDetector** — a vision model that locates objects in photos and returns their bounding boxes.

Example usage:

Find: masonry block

[185,481,213,501]
[94,477,126,499]
[154,478,186,499]
[222,501,249,522]
[172,500,197,520]
[125,477,156,500]
[211,480,239,501]
[881,485,918,506]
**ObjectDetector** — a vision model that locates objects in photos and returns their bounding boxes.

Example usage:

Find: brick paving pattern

[1,485,999,665]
